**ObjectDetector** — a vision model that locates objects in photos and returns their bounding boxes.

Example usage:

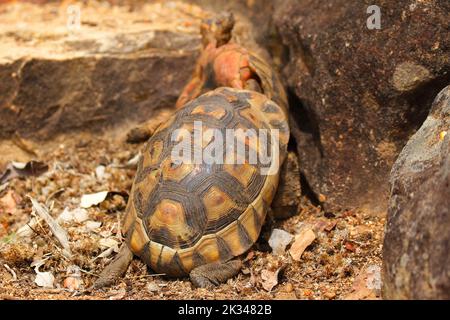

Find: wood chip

[290,228,316,261]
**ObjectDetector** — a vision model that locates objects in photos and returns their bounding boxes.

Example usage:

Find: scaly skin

[175,43,261,108]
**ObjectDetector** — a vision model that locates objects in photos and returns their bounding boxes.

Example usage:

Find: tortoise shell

[123,87,289,277]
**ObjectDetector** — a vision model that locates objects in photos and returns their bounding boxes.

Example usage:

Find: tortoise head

[200,12,235,48]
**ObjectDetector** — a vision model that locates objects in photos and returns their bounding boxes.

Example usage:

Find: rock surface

[383,86,449,299]
[0,1,204,140]
[268,228,294,256]
[274,0,450,213]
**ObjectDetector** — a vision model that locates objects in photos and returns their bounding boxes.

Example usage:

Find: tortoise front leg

[190,260,242,289]
[126,109,173,144]
[93,244,134,289]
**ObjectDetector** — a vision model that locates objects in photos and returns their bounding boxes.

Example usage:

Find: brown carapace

[123,88,289,278]
[96,12,290,289]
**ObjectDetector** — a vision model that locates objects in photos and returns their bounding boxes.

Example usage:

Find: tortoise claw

[190,260,242,288]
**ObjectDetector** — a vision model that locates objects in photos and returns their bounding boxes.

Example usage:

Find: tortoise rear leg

[244,78,262,93]
[93,244,134,289]
[190,260,242,289]
[271,151,302,220]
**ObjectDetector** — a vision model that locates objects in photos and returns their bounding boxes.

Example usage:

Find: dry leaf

[80,191,128,208]
[113,152,141,169]
[99,238,119,249]
[260,267,283,292]
[0,190,21,213]
[93,238,120,260]
[343,265,381,300]
[16,217,39,238]
[58,207,89,223]
[97,246,117,260]
[32,259,54,288]
[290,228,316,261]
[85,220,102,231]
[80,191,109,208]
[95,165,106,180]
[29,197,72,259]
[4,264,17,281]
[35,270,55,288]
[0,161,48,185]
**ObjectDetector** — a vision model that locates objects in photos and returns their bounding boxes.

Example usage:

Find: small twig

[33,288,66,294]
[31,213,63,256]
[4,264,17,281]
[22,219,40,236]
[116,214,122,240]
[29,214,53,243]
[112,152,141,169]
[131,273,166,280]
[23,220,70,263]
[45,188,65,207]
[12,132,38,157]
[79,269,99,277]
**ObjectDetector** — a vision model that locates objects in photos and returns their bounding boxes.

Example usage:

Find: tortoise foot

[244,78,262,93]
[93,244,133,289]
[126,125,152,144]
[190,260,242,289]
[126,110,174,144]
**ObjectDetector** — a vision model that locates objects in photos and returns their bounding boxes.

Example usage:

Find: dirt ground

[0,0,385,301]
[0,126,385,300]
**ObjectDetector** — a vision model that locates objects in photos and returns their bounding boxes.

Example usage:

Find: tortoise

[126,12,288,144]
[95,13,292,289]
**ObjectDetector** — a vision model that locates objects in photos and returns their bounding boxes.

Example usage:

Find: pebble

[324,291,336,299]
[268,229,294,255]
[290,228,316,261]
[146,282,160,293]
[284,282,294,293]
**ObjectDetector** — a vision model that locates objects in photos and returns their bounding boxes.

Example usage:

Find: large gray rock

[0,2,202,140]
[383,86,450,299]
[274,0,450,213]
